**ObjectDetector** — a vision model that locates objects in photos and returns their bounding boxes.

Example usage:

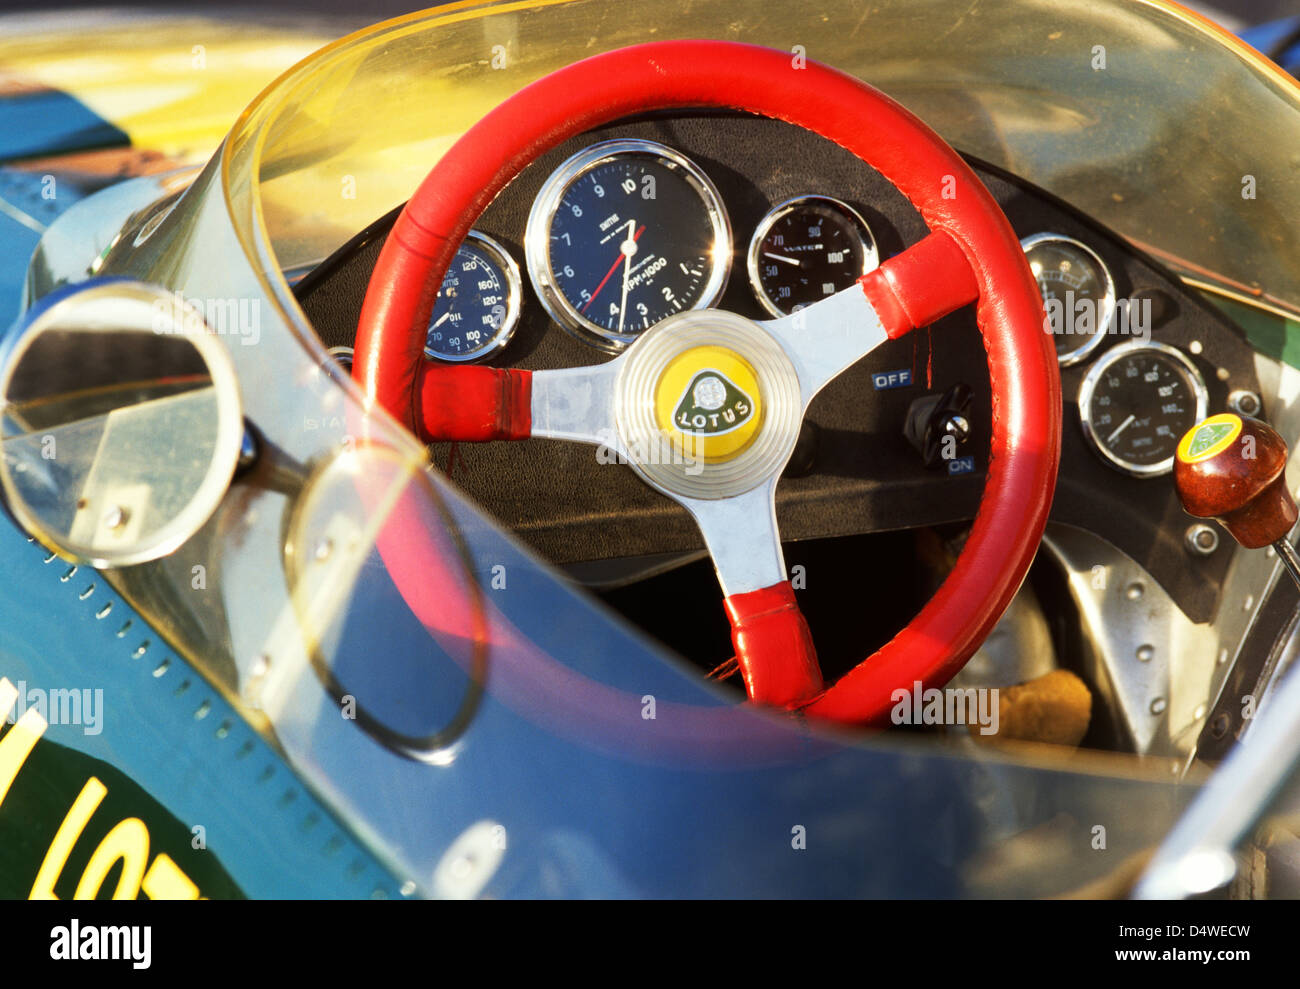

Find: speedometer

[1078,341,1208,477]
[524,139,732,352]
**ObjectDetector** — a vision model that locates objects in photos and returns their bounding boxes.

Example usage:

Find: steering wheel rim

[354,40,1060,725]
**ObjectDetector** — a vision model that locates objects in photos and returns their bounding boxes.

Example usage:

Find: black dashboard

[296,110,1262,625]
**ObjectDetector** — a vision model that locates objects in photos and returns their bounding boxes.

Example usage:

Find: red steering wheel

[354,40,1060,725]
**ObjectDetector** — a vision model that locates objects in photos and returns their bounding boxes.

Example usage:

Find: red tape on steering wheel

[355,40,1060,725]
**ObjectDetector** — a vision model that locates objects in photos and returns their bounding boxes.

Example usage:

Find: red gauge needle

[580,223,645,314]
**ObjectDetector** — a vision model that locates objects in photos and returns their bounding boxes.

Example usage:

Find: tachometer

[424,231,522,363]
[1078,341,1208,477]
[524,139,732,351]
[747,194,878,316]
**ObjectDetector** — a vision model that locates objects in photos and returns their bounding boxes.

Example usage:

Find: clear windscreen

[236,0,1300,317]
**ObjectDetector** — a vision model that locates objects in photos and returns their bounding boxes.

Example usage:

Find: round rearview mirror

[0,280,244,567]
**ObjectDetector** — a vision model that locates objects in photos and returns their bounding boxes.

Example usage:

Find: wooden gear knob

[1174,413,1296,549]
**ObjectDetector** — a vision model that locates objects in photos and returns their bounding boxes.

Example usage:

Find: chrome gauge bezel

[424,230,523,364]
[746,194,879,317]
[1077,339,1208,478]
[1021,231,1116,367]
[524,138,733,353]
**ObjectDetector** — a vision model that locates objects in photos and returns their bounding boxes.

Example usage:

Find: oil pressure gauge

[747,195,878,316]
[425,231,522,363]
[1021,232,1116,366]
[1078,340,1208,477]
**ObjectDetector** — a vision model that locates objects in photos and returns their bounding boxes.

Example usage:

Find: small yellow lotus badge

[1177,412,1243,464]
[654,345,763,463]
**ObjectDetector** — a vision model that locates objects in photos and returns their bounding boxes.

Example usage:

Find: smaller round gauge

[747,195,879,316]
[425,231,522,363]
[1021,232,1116,366]
[1078,341,1208,477]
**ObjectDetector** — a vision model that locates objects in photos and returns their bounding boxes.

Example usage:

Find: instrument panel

[296,110,1262,624]
[419,131,1224,484]
[427,139,886,355]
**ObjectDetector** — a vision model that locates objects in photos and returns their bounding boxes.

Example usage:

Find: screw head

[943,414,971,443]
[1184,523,1219,556]
[1227,389,1261,417]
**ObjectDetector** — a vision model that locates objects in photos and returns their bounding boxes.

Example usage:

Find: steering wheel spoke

[679,480,822,707]
[680,481,785,596]
[529,359,624,450]
[417,363,532,442]
[418,357,630,452]
[759,284,889,409]
[761,229,980,408]
[857,229,981,341]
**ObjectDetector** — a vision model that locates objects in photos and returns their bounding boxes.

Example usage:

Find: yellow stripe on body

[0,677,47,809]
[0,18,331,159]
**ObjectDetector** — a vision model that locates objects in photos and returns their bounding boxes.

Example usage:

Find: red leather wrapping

[724,582,823,708]
[357,40,1061,724]
[860,230,980,339]
[419,365,532,441]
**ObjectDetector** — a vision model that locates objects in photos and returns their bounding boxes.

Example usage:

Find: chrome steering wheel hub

[613,308,803,500]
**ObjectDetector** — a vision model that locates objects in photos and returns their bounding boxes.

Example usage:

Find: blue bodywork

[1241,16,1300,74]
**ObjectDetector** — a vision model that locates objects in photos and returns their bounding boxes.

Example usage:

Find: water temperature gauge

[425,231,522,363]
[747,194,878,316]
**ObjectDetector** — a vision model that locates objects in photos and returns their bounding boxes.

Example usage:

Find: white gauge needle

[430,311,452,330]
[764,252,801,267]
[1107,414,1137,445]
[618,219,637,334]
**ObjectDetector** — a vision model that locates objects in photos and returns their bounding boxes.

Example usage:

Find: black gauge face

[748,196,878,316]
[425,233,521,362]
[1022,234,1115,366]
[526,140,731,350]
[1080,343,1206,476]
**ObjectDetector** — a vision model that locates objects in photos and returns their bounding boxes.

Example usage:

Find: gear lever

[1135,411,1300,898]
[1173,412,1300,587]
